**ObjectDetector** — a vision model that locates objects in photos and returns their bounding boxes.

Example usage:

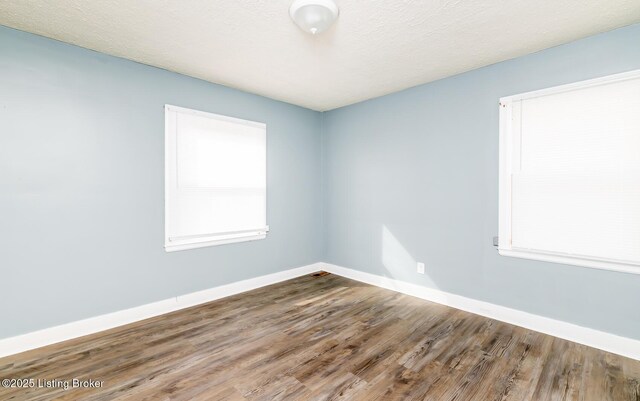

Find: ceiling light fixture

[289,0,339,35]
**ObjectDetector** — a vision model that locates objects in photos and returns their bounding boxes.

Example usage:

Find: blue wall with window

[0,25,323,339]
[322,23,640,339]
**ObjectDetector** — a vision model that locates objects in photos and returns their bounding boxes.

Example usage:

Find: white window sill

[498,248,640,275]
[165,233,267,252]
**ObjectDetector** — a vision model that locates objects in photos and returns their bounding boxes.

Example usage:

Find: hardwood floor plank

[1,273,638,400]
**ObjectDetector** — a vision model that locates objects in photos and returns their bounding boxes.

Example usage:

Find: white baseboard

[321,263,640,361]
[0,262,323,359]
[4,261,638,362]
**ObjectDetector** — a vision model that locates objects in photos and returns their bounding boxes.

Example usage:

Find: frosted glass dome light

[289,0,339,35]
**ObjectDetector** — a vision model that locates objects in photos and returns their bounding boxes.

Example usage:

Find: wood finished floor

[1,273,639,401]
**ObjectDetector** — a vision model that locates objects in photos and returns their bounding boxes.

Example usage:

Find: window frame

[498,69,640,274]
[164,104,268,252]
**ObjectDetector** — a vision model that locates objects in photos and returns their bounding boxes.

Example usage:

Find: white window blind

[165,105,267,252]
[498,70,640,274]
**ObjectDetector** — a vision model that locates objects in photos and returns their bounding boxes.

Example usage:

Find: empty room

[1,1,640,400]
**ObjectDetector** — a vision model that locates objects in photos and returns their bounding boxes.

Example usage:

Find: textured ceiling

[1,1,639,111]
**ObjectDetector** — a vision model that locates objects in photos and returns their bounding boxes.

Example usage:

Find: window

[498,70,640,274]
[165,105,267,252]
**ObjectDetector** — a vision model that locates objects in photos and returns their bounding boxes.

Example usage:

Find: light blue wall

[322,23,640,340]
[3,21,640,342]
[0,26,323,339]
